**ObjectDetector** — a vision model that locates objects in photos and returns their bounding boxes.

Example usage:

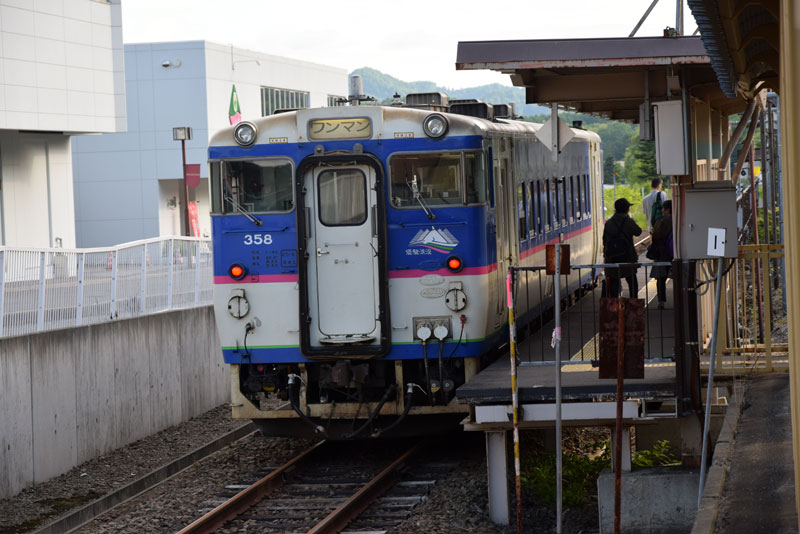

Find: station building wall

[0,0,126,247]
[0,306,228,499]
[72,40,348,247]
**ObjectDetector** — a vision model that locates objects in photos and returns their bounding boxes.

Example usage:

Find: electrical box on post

[652,100,687,176]
[683,181,738,259]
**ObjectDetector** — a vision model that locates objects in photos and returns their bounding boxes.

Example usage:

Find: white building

[72,41,348,246]
[0,0,126,248]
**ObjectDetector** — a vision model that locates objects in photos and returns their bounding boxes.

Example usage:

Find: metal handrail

[0,237,213,338]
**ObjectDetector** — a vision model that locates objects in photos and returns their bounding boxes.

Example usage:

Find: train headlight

[233,121,257,146]
[423,114,448,138]
[446,256,463,272]
[229,263,247,280]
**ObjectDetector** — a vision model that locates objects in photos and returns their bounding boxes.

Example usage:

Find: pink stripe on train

[214,274,299,284]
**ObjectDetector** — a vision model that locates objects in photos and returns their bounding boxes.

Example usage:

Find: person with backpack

[642,177,669,233]
[648,199,674,308]
[603,198,643,298]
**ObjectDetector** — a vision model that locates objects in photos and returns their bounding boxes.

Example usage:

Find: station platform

[455,260,680,525]
[458,259,677,408]
[712,374,797,533]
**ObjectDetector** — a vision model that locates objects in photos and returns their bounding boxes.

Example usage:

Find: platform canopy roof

[687,0,779,98]
[456,35,746,121]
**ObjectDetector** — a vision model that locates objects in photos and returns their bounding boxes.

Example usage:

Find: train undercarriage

[231,356,483,439]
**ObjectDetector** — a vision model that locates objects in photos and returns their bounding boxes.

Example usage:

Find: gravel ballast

[1,406,600,534]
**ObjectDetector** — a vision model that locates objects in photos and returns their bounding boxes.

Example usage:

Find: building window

[261,87,310,116]
[328,95,345,107]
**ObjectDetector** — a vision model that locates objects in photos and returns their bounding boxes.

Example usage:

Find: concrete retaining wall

[0,306,228,498]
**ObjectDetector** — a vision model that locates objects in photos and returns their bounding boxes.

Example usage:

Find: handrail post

[554,244,563,534]
[140,245,147,315]
[194,240,201,307]
[506,268,523,534]
[168,239,174,310]
[699,257,726,505]
[0,250,5,337]
[76,253,85,326]
[762,251,773,371]
[110,249,117,319]
[37,251,46,332]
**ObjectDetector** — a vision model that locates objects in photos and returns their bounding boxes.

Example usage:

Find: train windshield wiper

[407,173,436,220]
[225,195,263,226]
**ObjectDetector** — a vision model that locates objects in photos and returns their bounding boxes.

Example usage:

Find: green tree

[623,133,659,186]
[604,183,647,228]
[587,121,637,162]
[603,156,616,184]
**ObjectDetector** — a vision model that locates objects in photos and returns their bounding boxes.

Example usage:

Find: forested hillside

[351,67,549,116]
[351,67,661,194]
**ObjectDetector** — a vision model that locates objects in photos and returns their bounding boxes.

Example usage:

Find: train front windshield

[389,152,486,207]
[211,159,294,214]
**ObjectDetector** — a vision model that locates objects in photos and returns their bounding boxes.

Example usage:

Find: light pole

[172,127,193,236]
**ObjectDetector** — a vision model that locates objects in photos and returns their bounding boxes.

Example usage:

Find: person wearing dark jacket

[603,198,643,298]
[649,200,674,308]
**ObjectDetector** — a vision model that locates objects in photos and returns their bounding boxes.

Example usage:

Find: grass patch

[522,439,679,506]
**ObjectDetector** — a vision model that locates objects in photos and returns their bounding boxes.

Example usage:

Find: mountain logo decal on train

[208,84,603,439]
[408,228,459,254]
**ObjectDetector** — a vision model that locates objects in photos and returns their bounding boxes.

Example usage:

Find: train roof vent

[449,98,481,105]
[274,108,299,114]
[450,101,494,120]
[493,103,516,119]
[404,92,449,112]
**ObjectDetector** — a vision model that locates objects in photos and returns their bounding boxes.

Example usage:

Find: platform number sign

[707,228,726,257]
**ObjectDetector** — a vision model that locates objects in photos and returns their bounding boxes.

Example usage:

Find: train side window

[223,159,294,213]
[517,182,527,240]
[584,174,591,215]
[575,176,582,220]
[488,149,495,208]
[465,152,488,204]
[550,178,559,229]
[570,176,576,222]
[528,182,536,237]
[536,181,543,234]
[561,176,569,225]
[553,178,559,230]
[210,162,222,213]
[543,179,550,232]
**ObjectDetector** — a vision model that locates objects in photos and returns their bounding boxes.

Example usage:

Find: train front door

[304,165,381,347]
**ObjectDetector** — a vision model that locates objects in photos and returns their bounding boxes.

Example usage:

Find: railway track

[177,438,454,534]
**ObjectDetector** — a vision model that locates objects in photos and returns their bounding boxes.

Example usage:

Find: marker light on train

[229,263,246,280]
[233,121,257,146]
[446,256,463,272]
[423,114,448,138]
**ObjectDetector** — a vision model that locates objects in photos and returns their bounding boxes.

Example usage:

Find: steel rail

[176,440,327,534]
[307,441,426,534]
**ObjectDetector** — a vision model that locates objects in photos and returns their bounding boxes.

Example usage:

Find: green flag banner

[229,85,241,125]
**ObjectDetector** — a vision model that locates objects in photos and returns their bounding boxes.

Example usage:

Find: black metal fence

[511,262,675,364]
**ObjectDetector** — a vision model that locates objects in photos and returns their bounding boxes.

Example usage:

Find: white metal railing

[0,237,213,338]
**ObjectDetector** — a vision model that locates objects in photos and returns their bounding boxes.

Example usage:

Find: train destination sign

[308,117,371,140]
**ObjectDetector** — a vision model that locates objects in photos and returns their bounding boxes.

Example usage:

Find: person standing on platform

[603,198,643,298]
[649,200,674,308]
[642,177,669,233]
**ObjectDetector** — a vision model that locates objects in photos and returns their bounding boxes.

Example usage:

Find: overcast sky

[121,1,698,89]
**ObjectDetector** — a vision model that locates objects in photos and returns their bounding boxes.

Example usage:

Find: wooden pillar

[779,1,800,527]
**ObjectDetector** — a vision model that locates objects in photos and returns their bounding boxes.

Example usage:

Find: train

[208,87,604,438]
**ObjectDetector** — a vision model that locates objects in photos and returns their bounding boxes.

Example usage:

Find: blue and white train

[208,92,604,438]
